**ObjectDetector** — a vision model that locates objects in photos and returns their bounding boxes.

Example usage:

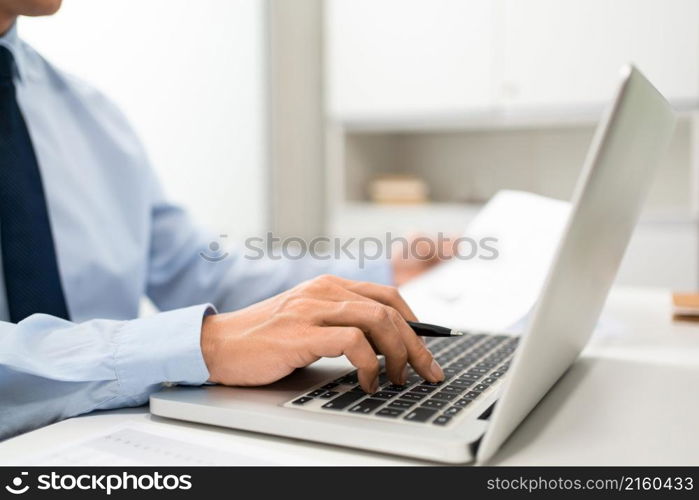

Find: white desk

[2,287,699,465]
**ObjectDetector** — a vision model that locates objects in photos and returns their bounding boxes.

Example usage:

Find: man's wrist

[114,303,216,398]
[200,313,221,384]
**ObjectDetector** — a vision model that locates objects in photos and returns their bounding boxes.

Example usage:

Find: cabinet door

[500,0,699,108]
[326,0,495,118]
[617,222,697,289]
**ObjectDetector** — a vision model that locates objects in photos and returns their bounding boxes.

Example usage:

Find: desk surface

[2,287,699,466]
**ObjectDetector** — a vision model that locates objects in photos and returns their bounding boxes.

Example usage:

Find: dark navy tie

[0,46,70,322]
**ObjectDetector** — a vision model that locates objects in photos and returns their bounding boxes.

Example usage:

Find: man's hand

[200,275,444,393]
[391,234,458,286]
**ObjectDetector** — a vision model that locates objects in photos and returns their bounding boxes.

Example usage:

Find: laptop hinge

[469,401,497,456]
[469,435,483,456]
[478,401,497,421]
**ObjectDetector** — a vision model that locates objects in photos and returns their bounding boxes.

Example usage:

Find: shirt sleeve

[0,304,212,440]
[145,176,394,313]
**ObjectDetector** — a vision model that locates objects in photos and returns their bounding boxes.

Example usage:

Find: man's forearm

[0,304,212,440]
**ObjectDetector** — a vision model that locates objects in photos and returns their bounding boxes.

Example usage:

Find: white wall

[19,0,268,239]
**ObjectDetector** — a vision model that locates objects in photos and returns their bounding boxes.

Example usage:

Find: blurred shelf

[329,201,697,238]
[339,201,484,216]
[331,99,699,134]
[329,202,483,237]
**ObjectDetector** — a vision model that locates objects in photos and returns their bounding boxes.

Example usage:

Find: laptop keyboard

[285,332,519,427]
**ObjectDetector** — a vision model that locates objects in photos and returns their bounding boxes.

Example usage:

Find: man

[0,1,445,439]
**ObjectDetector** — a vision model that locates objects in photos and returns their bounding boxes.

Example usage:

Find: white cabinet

[326,0,699,116]
[617,220,698,290]
[500,0,699,108]
[325,0,495,118]
[324,1,699,289]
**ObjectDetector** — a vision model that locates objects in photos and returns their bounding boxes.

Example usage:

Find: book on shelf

[369,175,429,204]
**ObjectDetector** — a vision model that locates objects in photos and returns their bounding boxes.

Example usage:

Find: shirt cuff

[114,303,215,399]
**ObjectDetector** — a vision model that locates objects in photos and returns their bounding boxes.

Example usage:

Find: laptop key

[400,392,426,401]
[321,391,365,410]
[336,371,358,384]
[444,406,463,416]
[406,375,422,385]
[449,362,470,371]
[292,396,313,405]
[349,398,385,414]
[433,415,452,426]
[410,385,436,394]
[307,389,326,398]
[442,385,466,394]
[321,382,339,390]
[476,361,495,369]
[383,384,407,392]
[372,391,397,400]
[388,399,416,409]
[464,391,481,400]
[452,378,474,388]
[404,408,438,423]
[319,391,339,399]
[454,398,473,407]
[432,392,458,401]
[421,399,448,409]
[376,407,404,418]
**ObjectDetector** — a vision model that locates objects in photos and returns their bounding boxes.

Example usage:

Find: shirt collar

[0,22,28,82]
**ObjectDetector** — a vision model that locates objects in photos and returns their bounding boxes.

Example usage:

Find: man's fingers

[299,287,407,384]
[318,301,407,384]
[307,326,380,392]
[295,276,443,383]
[441,234,460,260]
[320,300,442,384]
[352,282,418,322]
[320,275,419,322]
[390,310,444,383]
[317,281,441,383]
[323,286,419,384]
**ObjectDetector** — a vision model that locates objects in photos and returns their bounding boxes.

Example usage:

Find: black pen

[407,320,464,338]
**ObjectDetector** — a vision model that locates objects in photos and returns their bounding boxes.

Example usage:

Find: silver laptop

[150,66,676,464]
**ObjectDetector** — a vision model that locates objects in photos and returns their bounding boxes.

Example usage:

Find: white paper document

[29,424,279,466]
[400,190,571,331]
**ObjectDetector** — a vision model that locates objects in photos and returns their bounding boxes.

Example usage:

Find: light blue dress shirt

[0,24,391,440]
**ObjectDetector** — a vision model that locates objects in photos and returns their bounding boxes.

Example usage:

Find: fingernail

[371,377,379,393]
[400,366,408,385]
[430,360,444,381]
